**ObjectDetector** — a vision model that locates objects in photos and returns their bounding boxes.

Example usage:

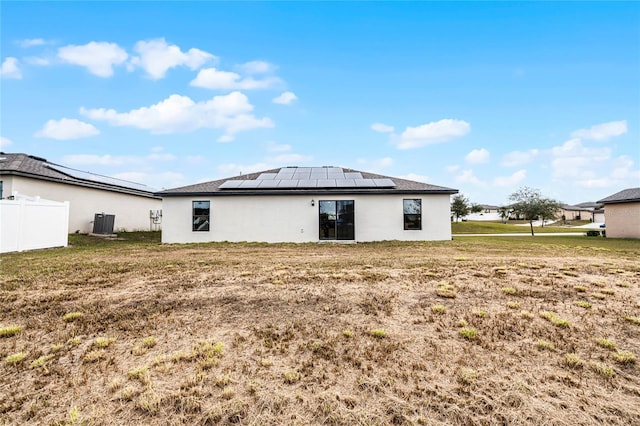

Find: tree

[470,204,483,214]
[451,194,470,222]
[508,187,562,236]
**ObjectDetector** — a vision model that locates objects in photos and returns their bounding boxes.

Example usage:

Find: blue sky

[1,1,638,205]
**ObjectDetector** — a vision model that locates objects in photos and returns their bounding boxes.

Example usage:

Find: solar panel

[354,179,375,187]
[46,164,157,192]
[278,180,299,188]
[258,180,281,188]
[239,180,262,188]
[219,180,243,189]
[218,167,396,190]
[296,179,317,188]
[336,179,356,187]
[373,178,395,187]
[344,172,363,179]
[257,173,277,180]
[317,179,337,188]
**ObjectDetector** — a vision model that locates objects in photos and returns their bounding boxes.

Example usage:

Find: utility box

[92,213,115,235]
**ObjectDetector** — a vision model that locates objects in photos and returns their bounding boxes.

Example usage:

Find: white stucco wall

[161,193,452,244]
[604,202,640,239]
[2,176,162,233]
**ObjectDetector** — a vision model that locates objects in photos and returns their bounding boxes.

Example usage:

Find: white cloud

[129,38,215,79]
[35,118,99,140]
[493,169,527,187]
[550,138,610,179]
[272,91,298,105]
[446,165,460,173]
[371,123,394,133]
[501,149,539,167]
[610,155,640,180]
[455,169,485,187]
[396,119,470,149]
[465,148,490,164]
[24,56,50,66]
[1,57,22,79]
[80,91,273,142]
[398,173,431,183]
[17,38,49,48]
[58,42,128,77]
[1,136,13,149]
[237,60,275,75]
[570,120,627,141]
[190,67,281,90]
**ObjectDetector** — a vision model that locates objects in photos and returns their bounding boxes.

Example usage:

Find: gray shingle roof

[0,152,159,198]
[597,188,640,204]
[158,167,458,196]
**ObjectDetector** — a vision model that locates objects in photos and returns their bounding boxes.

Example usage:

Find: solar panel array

[219,167,396,190]
[46,164,158,192]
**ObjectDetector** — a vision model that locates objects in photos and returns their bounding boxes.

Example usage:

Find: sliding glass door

[319,200,354,240]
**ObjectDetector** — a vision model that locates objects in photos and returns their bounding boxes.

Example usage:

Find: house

[464,204,503,221]
[559,204,604,222]
[0,153,162,234]
[597,188,640,239]
[158,166,458,243]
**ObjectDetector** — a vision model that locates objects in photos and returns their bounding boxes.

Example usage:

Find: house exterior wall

[604,202,640,239]
[2,176,161,233]
[161,193,452,244]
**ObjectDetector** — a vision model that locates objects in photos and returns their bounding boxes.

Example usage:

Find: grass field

[451,220,590,234]
[1,233,639,425]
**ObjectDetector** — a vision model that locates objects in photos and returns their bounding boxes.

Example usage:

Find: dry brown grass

[1,235,639,425]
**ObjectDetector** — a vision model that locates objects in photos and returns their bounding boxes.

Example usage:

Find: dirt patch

[1,238,639,424]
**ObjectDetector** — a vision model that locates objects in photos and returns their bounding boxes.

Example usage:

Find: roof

[158,166,458,197]
[597,188,640,204]
[0,152,159,199]
[574,201,602,209]
[561,204,595,211]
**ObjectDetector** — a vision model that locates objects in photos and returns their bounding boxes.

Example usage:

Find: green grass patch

[574,301,592,309]
[370,329,387,338]
[595,338,616,350]
[62,312,84,322]
[6,352,27,365]
[458,327,478,340]
[0,325,22,338]
[451,221,585,234]
[540,311,570,327]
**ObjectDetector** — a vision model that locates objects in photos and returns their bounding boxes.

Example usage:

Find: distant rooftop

[0,152,159,198]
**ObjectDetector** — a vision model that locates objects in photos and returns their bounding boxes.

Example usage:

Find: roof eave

[157,188,459,197]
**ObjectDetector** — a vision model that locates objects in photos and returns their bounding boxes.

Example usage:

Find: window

[403,199,421,230]
[0,181,3,199]
[192,201,210,231]
[319,200,355,240]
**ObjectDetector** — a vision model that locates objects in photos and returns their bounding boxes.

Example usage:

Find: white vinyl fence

[0,194,69,253]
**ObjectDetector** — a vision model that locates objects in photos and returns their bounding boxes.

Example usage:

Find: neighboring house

[597,188,640,239]
[158,166,458,243]
[560,204,597,221]
[0,153,162,233]
[464,204,502,221]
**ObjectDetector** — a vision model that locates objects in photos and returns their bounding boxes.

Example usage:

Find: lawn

[1,234,639,425]
[451,220,589,234]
